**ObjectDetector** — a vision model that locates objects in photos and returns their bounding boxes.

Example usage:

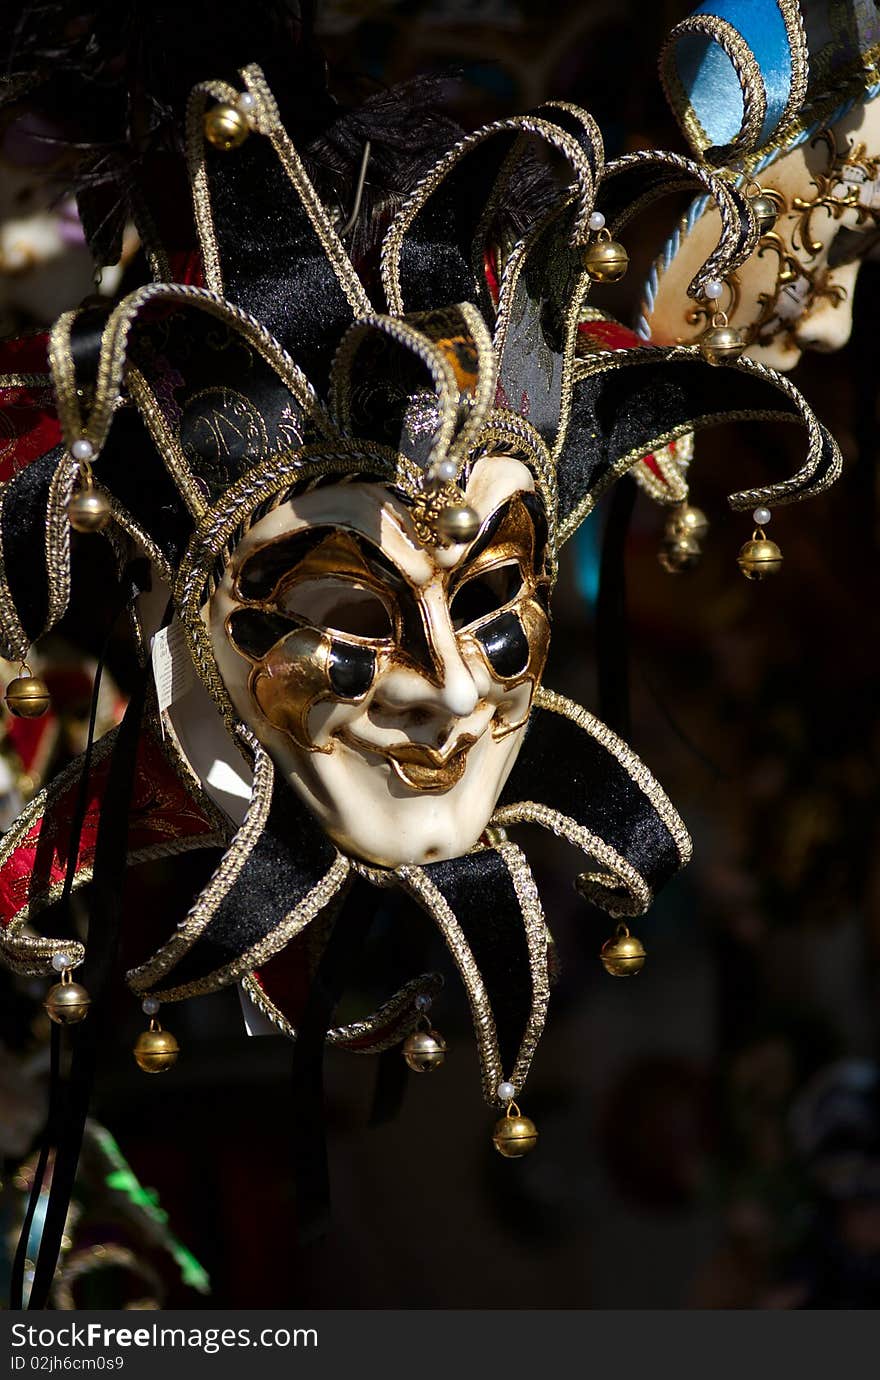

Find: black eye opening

[280,577,394,641]
[450,561,524,631]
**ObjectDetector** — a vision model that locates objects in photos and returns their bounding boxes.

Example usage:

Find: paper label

[151,619,196,721]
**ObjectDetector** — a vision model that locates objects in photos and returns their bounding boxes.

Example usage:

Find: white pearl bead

[142,996,160,1015]
[497,1080,516,1102]
[414,993,432,1012]
[705,279,724,300]
[238,92,256,113]
[589,211,606,232]
[71,438,94,462]
[753,506,772,525]
[51,952,73,972]
[431,459,458,483]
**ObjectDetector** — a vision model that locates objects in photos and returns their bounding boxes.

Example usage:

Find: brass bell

[600,924,646,976]
[133,1021,180,1073]
[402,1026,447,1072]
[436,503,481,544]
[737,531,783,581]
[492,1103,539,1158]
[204,104,250,151]
[68,485,111,533]
[5,670,50,718]
[749,192,779,237]
[699,320,747,365]
[666,503,708,543]
[45,970,90,1025]
[582,233,629,284]
[658,533,702,573]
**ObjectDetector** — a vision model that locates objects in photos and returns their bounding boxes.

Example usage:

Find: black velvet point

[160,776,337,988]
[425,848,534,1074]
[501,705,680,892]
[0,447,61,642]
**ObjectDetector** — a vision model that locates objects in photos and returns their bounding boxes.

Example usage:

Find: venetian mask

[649,0,880,370]
[642,99,880,369]
[209,456,549,867]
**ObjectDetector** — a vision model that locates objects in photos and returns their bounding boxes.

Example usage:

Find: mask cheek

[250,628,377,753]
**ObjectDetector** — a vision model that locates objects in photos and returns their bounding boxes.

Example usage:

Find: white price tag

[150,619,196,723]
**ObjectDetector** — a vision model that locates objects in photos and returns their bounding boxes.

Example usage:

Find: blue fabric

[675,0,795,150]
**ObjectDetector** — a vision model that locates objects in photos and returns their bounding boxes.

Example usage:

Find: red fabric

[0,731,222,928]
[0,334,60,482]
[0,335,50,373]
[576,318,648,352]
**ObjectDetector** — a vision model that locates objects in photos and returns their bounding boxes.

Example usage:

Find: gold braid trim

[0,719,230,976]
[533,686,692,865]
[241,65,373,318]
[398,861,505,1103]
[559,346,838,543]
[496,841,551,1098]
[381,111,598,317]
[239,971,445,1053]
[600,150,760,296]
[662,13,768,160]
[330,313,459,475]
[125,739,276,991]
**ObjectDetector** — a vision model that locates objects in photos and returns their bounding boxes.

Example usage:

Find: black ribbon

[596,477,636,740]
[289,878,376,1244]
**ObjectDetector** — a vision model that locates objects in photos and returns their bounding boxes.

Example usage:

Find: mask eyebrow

[236,525,409,604]
[452,494,543,586]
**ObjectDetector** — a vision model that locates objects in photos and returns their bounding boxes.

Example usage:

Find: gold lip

[338,727,483,794]
[390,748,469,792]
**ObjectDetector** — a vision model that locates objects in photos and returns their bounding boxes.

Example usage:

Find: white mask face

[207,456,550,867]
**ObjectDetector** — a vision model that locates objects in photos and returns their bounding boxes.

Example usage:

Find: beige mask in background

[644,98,880,370]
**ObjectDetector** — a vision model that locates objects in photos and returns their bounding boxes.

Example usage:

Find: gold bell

[582,230,629,284]
[402,1025,447,1072]
[658,533,702,573]
[45,969,90,1025]
[600,923,646,976]
[68,484,111,533]
[737,529,783,581]
[699,312,747,366]
[666,503,708,543]
[204,104,250,151]
[492,1102,539,1158]
[5,667,50,718]
[749,192,779,237]
[436,503,481,544]
[133,1020,180,1074]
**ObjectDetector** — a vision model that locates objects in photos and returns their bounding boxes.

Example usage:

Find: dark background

[2,0,879,1310]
